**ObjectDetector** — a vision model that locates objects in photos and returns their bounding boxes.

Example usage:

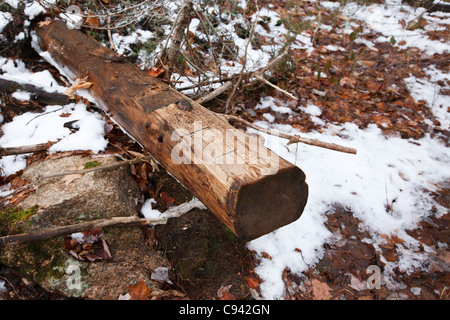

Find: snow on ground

[0,57,66,93]
[243,1,450,299]
[0,0,449,300]
[0,102,108,176]
[337,0,450,54]
[248,118,449,298]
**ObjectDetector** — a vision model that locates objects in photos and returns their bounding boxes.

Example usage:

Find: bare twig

[0,143,49,157]
[225,5,260,112]
[252,51,288,77]
[154,197,207,219]
[195,51,289,104]
[107,15,117,52]
[195,81,233,104]
[254,75,297,100]
[0,216,167,247]
[222,114,357,154]
[0,197,206,247]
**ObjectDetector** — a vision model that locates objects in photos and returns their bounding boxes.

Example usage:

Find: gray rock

[0,154,171,299]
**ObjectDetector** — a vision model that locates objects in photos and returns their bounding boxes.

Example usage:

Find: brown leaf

[310,279,332,300]
[220,292,237,300]
[84,15,100,28]
[10,177,27,189]
[261,252,272,260]
[246,276,260,289]
[128,280,151,300]
[380,233,405,245]
[372,114,392,127]
[8,187,36,205]
[159,191,175,209]
[81,227,103,243]
[361,60,375,67]
[38,20,52,27]
[147,67,165,78]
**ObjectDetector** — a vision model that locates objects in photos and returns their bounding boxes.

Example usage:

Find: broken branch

[195,81,233,104]
[254,75,298,100]
[222,114,357,154]
[0,216,167,247]
[196,50,288,104]
[0,143,49,157]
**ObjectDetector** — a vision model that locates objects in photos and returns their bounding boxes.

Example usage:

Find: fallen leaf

[361,60,375,67]
[261,252,272,259]
[147,67,165,78]
[217,284,233,299]
[84,15,100,28]
[220,292,237,300]
[10,177,27,189]
[8,186,36,205]
[64,76,93,98]
[372,114,392,127]
[310,279,332,300]
[159,191,175,209]
[64,228,111,262]
[38,20,52,27]
[380,233,405,245]
[246,276,260,289]
[128,280,151,300]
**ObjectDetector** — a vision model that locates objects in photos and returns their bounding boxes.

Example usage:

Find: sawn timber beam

[35,20,308,241]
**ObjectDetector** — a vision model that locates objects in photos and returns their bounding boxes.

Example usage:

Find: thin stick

[0,197,207,247]
[0,143,49,157]
[107,15,117,52]
[254,75,297,100]
[225,3,259,113]
[195,50,288,104]
[40,155,154,179]
[0,216,167,247]
[195,81,233,104]
[222,114,357,155]
[252,51,288,77]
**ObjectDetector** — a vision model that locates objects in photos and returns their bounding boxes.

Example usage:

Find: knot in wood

[177,100,193,111]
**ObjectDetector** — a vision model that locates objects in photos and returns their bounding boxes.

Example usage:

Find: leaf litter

[64,228,112,262]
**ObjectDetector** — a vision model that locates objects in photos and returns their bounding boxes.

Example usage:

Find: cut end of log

[233,167,308,241]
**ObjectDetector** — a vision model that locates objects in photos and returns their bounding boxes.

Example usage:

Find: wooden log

[35,21,308,241]
[0,143,48,157]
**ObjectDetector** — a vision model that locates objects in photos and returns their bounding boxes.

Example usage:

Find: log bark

[0,78,72,106]
[35,21,308,241]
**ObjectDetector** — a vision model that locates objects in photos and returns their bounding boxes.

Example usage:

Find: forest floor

[0,0,449,300]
